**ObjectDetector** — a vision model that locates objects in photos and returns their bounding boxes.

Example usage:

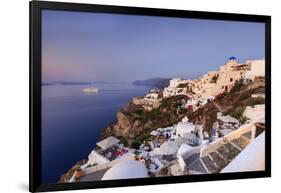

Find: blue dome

[229,56,236,60]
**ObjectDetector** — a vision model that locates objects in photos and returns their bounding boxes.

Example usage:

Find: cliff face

[101,95,190,146]
[188,77,265,132]
[101,77,265,146]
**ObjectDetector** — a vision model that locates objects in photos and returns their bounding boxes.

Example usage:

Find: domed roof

[101,160,148,180]
[160,141,179,155]
[229,56,236,60]
[177,143,193,157]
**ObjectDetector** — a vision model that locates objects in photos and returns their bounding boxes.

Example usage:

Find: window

[230,78,233,82]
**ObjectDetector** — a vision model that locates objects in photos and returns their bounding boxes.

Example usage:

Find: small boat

[82,87,98,93]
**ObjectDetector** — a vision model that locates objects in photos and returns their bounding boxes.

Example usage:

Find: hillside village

[60,57,266,183]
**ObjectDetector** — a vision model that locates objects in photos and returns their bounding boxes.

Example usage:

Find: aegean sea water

[42,83,151,183]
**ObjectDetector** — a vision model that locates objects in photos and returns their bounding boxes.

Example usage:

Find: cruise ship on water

[82,87,98,93]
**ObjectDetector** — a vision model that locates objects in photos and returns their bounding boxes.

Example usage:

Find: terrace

[184,153,200,166]
[201,155,218,173]
[181,126,261,175]
[188,159,207,174]
[95,145,126,161]
[209,151,228,169]
[230,137,250,149]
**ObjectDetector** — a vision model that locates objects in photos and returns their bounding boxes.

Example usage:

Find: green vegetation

[126,95,191,147]
[239,116,248,124]
[158,167,169,176]
[177,83,189,88]
[230,79,244,93]
[134,108,145,120]
[134,107,161,122]
[210,74,219,83]
[229,106,245,120]
[177,106,187,114]
[117,136,129,146]
[131,133,151,149]
[67,164,81,179]
[147,108,161,120]
[131,140,142,149]
[176,83,194,94]
[224,106,248,124]
[245,97,265,107]
[222,111,228,116]
[220,95,264,125]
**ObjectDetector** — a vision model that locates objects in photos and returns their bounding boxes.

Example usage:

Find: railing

[200,118,264,157]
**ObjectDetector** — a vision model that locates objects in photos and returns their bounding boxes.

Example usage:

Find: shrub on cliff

[117,136,129,146]
[131,134,150,149]
[245,97,265,107]
[134,108,145,120]
[230,79,244,93]
[225,106,248,124]
[210,74,218,83]
[147,108,161,120]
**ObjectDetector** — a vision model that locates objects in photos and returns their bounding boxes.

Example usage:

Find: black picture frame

[30,1,271,192]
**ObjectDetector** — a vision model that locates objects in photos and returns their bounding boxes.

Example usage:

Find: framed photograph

[30,1,271,192]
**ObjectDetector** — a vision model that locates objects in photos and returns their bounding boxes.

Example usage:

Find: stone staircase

[185,132,252,174]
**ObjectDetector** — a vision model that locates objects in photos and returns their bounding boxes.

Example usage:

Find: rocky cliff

[101,95,190,146]
[188,77,265,133]
[102,77,265,145]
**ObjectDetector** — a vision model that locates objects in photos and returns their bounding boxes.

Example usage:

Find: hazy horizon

[42,10,265,83]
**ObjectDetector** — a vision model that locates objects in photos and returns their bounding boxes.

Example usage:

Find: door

[225,86,228,92]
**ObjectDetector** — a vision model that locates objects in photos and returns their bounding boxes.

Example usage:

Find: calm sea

[42,83,151,183]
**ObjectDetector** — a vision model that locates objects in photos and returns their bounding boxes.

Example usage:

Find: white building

[133,91,161,111]
[244,59,265,82]
[101,160,148,180]
[87,137,120,165]
[163,78,182,98]
[88,150,110,165]
[175,122,196,137]
[188,57,265,100]
[170,78,182,87]
[96,136,120,150]
[162,57,265,101]
[144,92,159,102]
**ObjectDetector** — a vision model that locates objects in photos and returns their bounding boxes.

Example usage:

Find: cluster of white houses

[131,57,265,112]
[133,57,265,112]
[69,104,265,182]
[67,57,266,182]
[132,89,162,111]
[164,57,265,100]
